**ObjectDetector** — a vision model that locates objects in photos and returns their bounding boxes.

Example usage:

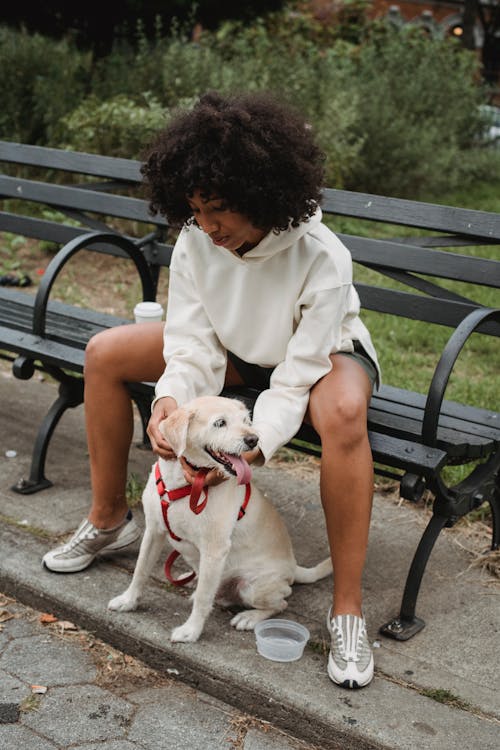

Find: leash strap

[189,469,209,514]
[164,549,196,587]
[155,461,251,587]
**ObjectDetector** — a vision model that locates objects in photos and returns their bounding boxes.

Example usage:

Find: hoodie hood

[227,207,323,263]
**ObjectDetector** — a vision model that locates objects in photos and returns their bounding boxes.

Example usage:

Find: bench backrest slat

[357,285,500,336]
[322,188,500,240]
[0,175,166,226]
[0,140,142,182]
[342,235,500,289]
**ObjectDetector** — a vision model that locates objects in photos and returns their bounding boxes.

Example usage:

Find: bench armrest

[422,306,500,447]
[33,231,156,337]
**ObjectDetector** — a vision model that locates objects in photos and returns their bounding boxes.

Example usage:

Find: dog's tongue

[223,453,252,485]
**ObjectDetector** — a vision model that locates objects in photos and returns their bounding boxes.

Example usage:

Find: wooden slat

[369,397,500,443]
[0,175,164,226]
[341,234,500,289]
[0,212,174,267]
[322,188,500,240]
[0,141,142,182]
[379,385,500,427]
[357,285,500,336]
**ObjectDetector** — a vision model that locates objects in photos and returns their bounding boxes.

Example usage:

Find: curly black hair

[140,91,325,232]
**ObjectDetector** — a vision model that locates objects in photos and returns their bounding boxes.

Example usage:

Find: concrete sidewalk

[0,367,499,749]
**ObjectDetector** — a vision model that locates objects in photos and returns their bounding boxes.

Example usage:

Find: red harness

[155,461,251,587]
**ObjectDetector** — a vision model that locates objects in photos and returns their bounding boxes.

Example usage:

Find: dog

[108,395,332,643]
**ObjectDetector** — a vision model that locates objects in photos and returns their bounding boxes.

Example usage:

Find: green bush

[0,26,91,144]
[344,25,495,197]
[90,19,171,102]
[60,94,169,158]
[1,15,497,199]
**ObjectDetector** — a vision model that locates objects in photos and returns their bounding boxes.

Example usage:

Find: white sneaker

[327,610,374,689]
[42,511,141,573]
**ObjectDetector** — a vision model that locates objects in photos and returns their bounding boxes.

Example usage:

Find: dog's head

[160,396,259,484]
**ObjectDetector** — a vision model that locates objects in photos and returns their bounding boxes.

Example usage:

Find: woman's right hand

[147,396,178,459]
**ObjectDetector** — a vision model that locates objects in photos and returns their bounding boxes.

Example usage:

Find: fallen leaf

[39,613,58,624]
[0,610,14,623]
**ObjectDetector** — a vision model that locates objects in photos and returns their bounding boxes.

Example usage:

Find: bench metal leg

[380,513,449,641]
[489,472,500,551]
[11,377,84,495]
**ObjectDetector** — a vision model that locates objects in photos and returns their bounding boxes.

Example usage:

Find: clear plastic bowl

[254,619,310,662]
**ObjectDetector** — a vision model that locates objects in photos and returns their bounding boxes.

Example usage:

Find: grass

[420,688,472,711]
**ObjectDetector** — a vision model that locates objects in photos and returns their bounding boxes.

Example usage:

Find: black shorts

[227,351,274,390]
[227,342,377,391]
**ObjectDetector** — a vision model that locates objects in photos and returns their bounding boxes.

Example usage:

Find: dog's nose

[244,433,259,450]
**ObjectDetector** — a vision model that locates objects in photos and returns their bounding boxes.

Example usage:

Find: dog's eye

[213,418,226,428]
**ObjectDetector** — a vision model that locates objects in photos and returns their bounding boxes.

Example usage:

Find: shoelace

[62,522,99,551]
[332,616,366,662]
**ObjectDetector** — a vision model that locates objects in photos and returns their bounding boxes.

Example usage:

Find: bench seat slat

[370,393,500,442]
[377,385,500,429]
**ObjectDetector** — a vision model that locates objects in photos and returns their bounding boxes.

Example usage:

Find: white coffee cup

[133,301,164,324]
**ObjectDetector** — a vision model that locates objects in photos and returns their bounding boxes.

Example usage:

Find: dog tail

[294,557,332,584]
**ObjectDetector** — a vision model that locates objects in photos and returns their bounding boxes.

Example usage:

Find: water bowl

[254,618,310,662]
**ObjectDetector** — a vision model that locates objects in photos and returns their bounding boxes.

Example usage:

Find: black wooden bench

[1,140,499,642]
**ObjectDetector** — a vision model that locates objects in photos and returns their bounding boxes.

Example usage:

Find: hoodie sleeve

[251,283,354,461]
[153,237,226,408]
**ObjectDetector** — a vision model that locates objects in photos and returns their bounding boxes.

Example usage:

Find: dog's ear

[160,407,193,457]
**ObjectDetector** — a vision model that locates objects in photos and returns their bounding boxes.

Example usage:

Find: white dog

[108,395,332,643]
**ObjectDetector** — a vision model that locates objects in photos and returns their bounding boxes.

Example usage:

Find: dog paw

[170,621,202,642]
[230,609,270,630]
[108,593,137,612]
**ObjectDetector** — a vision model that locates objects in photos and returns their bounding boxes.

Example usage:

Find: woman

[43,91,380,689]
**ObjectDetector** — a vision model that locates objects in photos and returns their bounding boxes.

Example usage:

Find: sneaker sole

[42,557,96,574]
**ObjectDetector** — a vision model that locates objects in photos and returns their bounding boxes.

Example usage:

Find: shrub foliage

[0,10,497,198]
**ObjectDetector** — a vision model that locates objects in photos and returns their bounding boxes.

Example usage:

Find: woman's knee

[84,328,122,376]
[311,390,368,447]
[85,322,165,383]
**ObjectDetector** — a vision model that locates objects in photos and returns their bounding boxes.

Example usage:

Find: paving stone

[0,701,19,723]
[127,685,235,749]
[0,615,40,640]
[21,684,133,745]
[0,667,30,704]
[0,633,96,686]
[0,723,58,749]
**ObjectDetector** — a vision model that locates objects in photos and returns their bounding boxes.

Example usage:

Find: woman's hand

[147,396,178,459]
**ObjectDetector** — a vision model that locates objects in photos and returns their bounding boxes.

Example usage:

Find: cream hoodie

[154,209,380,461]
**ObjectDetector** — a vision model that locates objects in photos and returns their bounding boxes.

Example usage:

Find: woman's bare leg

[307,354,374,617]
[84,322,166,528]
[84,325,246,529]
